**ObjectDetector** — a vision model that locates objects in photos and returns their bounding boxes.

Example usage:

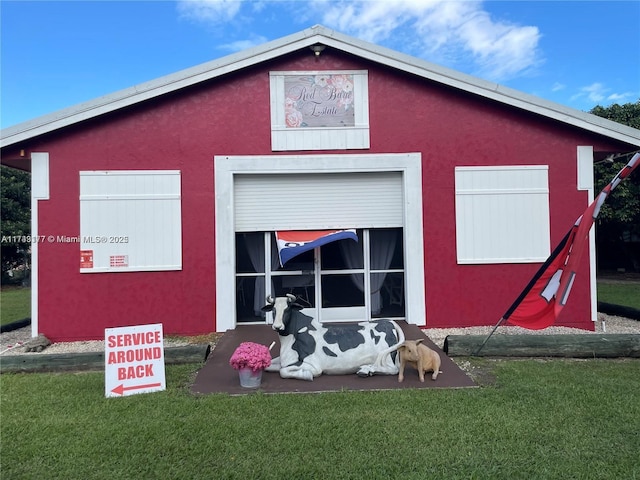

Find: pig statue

[397,338,441,382]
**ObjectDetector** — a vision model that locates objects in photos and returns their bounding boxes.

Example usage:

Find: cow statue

[262,294,405,381]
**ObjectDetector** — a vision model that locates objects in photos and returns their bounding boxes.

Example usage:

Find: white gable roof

[2,25,639,148]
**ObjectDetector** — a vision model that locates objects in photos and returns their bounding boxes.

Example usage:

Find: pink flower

[329,74,350,91]
[229,342,272,372]
[285,96,297,111]
[285,108,303,128]
[314,75,330,88]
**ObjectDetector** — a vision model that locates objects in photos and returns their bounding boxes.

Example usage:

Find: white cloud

[552,82,565,92]
[309,0,542,81]
[219,35,269,52]
[176,0,243,23]
[568,83,639,107]
[315,0,411,43]
[458,12,541,80]
[607,92,636,103]
[177,0,543,82]
[571,82,607,103]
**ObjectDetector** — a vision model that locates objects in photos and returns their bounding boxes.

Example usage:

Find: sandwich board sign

[105,323,166,397]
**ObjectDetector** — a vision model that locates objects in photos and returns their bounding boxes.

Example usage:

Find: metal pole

[472,317,506,356]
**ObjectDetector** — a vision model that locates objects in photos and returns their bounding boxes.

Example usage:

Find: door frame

[214,153,425,332]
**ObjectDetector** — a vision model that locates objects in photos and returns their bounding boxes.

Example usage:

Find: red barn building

[2,26,639,342]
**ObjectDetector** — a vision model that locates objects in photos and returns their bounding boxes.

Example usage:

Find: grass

[597,282,640,309]
[1,359,639,479]
[0,286,30,326]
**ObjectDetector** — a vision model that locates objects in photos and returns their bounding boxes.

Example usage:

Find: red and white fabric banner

[275,229,358,266]
[505,152,639,329]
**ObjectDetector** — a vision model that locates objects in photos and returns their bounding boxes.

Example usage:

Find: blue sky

[1,0,639,129]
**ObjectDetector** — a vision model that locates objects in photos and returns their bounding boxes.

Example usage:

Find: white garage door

[234,171,403,231]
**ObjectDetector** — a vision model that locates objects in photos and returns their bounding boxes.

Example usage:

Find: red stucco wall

[5,49,630,340]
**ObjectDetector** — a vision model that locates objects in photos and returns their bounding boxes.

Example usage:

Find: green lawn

[0,287,30,326]
[1,359,639,479]
[597,282,640,309]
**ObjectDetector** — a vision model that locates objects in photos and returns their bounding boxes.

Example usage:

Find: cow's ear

[416,338,424,345]
[261,305,274,312]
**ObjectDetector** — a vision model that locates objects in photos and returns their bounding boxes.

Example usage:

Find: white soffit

[2,25,639,148]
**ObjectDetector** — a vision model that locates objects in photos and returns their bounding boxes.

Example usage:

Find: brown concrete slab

[191,321,476,395]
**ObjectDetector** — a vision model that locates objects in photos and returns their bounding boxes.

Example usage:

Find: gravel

[1,312,638,355]
[423,312,640,349]
[0,327,192,356]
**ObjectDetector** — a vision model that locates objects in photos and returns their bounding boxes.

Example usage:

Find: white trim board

[30,152,50,338]
[577,146,597,323]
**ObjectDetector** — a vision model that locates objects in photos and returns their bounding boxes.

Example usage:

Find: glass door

[235,232,271,323]
[319,228,405,321]
[318,235,366,322]
[271,247,316,314]
[235,229,405,324]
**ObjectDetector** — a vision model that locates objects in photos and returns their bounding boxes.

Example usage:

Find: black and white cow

[262,294,405,381]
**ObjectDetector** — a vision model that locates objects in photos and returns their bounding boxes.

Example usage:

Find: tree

[590,100,640,271]
[1,166,31,284]
[590,101,640,129]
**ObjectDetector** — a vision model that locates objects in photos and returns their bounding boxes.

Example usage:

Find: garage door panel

[234,172,403,231]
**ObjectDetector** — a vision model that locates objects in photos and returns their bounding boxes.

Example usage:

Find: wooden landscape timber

[444,334,640,358]
[0,344,211,373]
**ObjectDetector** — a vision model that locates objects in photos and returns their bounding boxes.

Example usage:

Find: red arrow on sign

[111,382,163,396]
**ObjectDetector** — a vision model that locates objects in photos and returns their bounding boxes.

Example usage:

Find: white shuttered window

[455,166,550,264]
[79,170,182,273]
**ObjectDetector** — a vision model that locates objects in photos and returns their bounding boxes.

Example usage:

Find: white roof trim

[2,25,639,148]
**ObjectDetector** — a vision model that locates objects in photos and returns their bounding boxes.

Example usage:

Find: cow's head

[261,294,304,332]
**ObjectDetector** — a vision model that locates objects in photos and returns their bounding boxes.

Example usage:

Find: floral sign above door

[270,70,369,150]
[284,74,355,128]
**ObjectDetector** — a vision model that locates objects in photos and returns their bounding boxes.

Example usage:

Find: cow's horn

[266,295,275,305]
[286,293,296,303]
